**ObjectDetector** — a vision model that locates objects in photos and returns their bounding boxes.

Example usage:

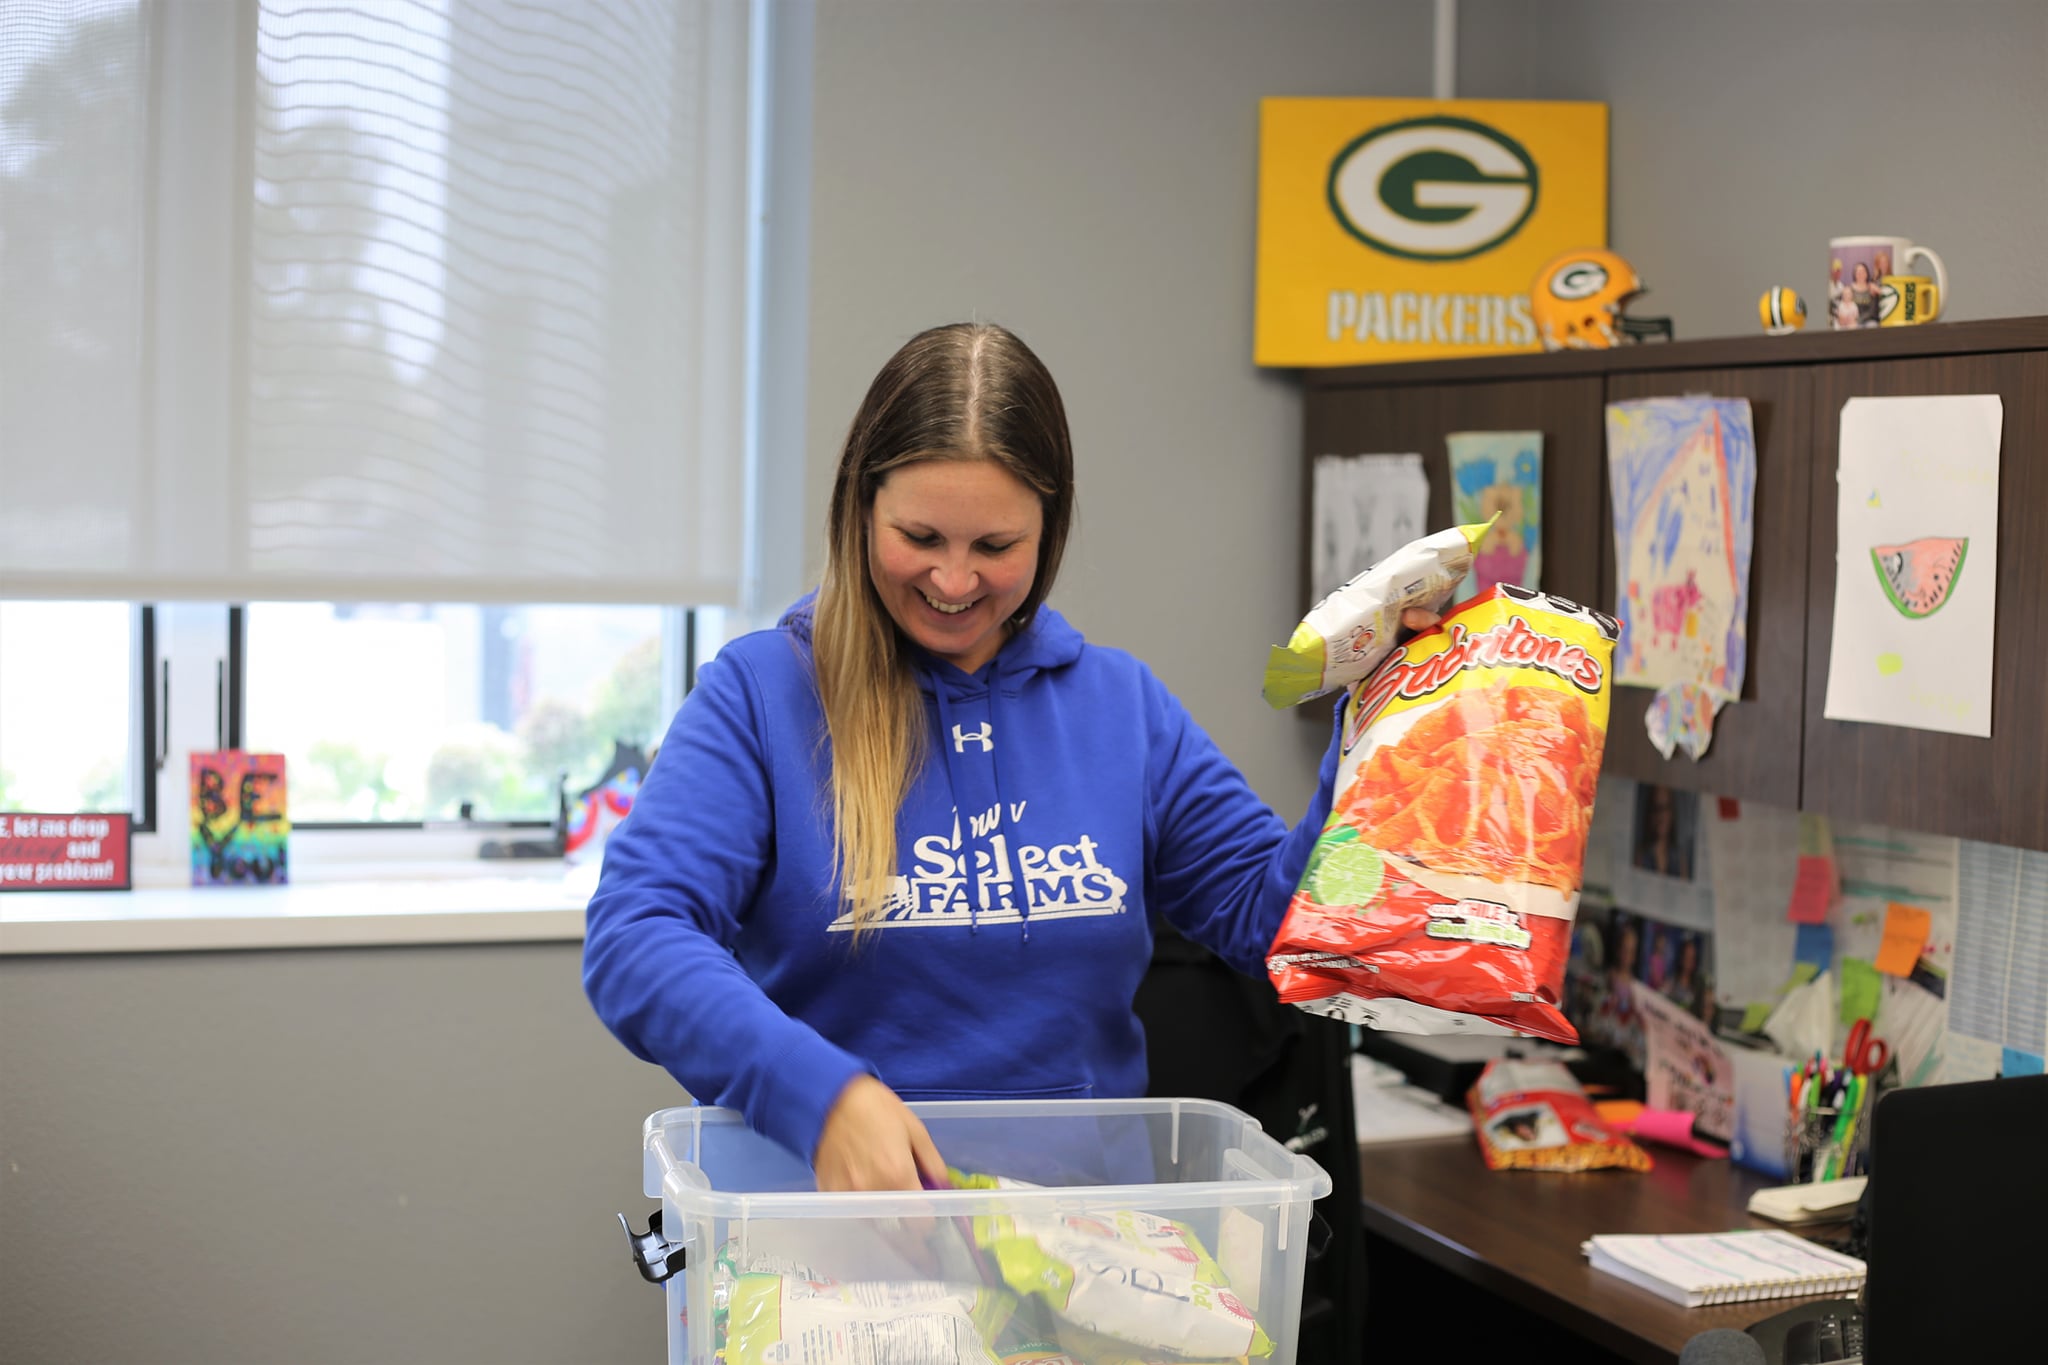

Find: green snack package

[970,1208,1274,1360]
[709,1242,827,1349]
[997,1346,1081,1365]
[945,1165,1036,1191]
[1262,517,1496,709]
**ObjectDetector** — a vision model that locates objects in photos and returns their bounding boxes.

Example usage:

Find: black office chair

[1135,918,1366,1363]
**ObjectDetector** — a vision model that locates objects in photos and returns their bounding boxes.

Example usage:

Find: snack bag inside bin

[722,1275,1015,1364]
[970,1207,1272,1360]
[1268,585,1619,1042]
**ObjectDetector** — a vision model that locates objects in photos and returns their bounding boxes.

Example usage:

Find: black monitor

[1864,1073,2046,1363]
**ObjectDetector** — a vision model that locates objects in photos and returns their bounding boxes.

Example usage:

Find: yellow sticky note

[1874,902,1932,977]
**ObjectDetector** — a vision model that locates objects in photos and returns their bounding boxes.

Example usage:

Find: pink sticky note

[1630,1107,1730,1159]
[1787,855,1835,924]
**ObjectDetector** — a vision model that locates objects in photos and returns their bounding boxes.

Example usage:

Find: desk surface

[1359,1135,1846,1365]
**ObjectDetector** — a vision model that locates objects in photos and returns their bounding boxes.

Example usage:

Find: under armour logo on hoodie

[952,722,993,754]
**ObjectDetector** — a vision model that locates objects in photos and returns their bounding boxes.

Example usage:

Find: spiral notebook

[1581,1229,1867,1307]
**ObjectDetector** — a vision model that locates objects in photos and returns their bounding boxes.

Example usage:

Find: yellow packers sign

[1255,98,1608,366]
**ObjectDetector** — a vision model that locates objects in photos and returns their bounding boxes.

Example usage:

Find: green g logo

[1327,116,1539,262]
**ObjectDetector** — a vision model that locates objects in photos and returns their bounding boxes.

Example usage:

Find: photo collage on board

[1567,782,1715,1069]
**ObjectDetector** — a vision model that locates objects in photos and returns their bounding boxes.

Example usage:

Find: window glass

[0,602,135,813]
[243,603,670,823]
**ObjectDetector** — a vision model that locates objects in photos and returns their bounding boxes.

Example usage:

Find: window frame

[135,605,159,834]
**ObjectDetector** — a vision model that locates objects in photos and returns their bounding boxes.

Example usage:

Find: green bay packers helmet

[1758,286,1808,335]
[1531,248,1661,350]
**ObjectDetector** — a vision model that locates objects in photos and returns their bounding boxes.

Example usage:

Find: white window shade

[1,0,756,606]
[0,1,150,585]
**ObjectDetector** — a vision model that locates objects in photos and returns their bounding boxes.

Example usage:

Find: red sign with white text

[0,812,134,892]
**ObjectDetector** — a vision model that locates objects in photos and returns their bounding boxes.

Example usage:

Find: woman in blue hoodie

[583,322,1429,1192]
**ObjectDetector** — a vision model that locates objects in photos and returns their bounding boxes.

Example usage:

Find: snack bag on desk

[1468,1058,1652,1173]
[1268,585,1620,1042]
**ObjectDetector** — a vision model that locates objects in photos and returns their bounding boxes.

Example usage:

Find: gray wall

[1460,0,2048,340]
[805,0,1439,809]
[0,946,680,1365]
[7,4,2046,1364]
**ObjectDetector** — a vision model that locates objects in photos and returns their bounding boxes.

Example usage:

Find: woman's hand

[815,1074,946,1192]
[1399,606,1441,634]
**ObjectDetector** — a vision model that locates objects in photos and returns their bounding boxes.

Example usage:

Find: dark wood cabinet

[1301,377,1605,612]
[1800,351,2048,850]
[1301,317,2048,852]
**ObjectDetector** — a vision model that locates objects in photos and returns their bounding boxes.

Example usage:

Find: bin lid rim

[654,1167,1336,1219]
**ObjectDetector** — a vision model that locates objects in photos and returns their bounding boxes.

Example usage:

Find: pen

[1838,1076,1866,1176]
[1822,1095,1852,1182]
[1802,1072,1818,1178]
[1835,1080,1851,1178]
[1846,1080,1864,1175]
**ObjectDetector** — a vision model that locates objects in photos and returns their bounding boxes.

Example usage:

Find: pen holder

[1784,1105,1842,1184]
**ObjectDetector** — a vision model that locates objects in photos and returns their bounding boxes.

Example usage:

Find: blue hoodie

[582,595,1339,1165]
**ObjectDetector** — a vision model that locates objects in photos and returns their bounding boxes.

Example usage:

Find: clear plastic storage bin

[635,1097,1332,1365]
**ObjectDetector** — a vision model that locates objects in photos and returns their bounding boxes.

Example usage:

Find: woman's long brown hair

[812,323,1074,934]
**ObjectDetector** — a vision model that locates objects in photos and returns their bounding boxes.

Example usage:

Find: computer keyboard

[1780,1306,1864,1364]
[1746,1297,1865,1365]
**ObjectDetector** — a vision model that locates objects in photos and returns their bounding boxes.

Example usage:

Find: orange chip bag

[1268,585,1619,1042]
[1467,1059,1652,1172]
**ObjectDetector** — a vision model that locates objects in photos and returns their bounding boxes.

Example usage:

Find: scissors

[1845,1018,1891,1077]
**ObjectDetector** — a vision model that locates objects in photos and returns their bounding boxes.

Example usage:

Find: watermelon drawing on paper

[1871,536,1968,619]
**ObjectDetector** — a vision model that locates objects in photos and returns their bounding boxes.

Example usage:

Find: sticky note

[2001,1048,2045,1078]
[1794,923,1835,971]
[1789,961,1821,987]
[1873,902,1932,977]
[1718,797,1741,820]
[1908,957,1948,999]
[1839,958,1881,1026]
[1740,1001,1773,1033]
[1787,855,1836,924]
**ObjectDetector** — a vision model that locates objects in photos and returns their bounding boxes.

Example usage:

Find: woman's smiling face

[867,459,1043,675]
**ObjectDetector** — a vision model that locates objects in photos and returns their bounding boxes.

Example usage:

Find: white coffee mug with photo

[1828,235,1948,330]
